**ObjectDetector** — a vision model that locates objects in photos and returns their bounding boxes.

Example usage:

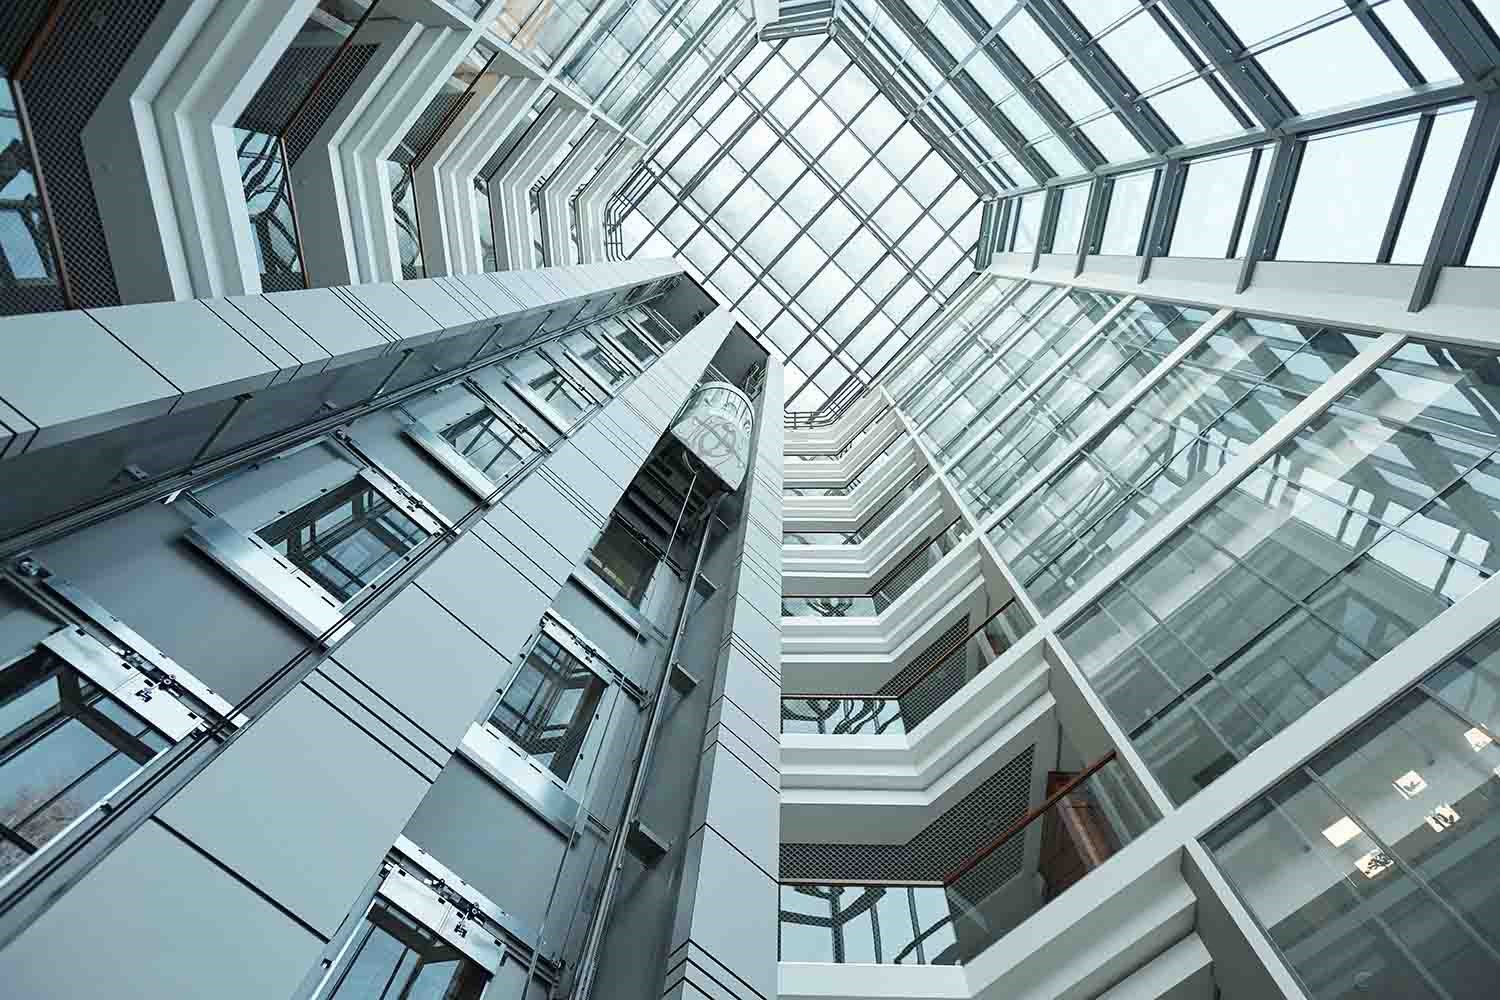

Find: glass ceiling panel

[620,34,981,411]
[603,0,1499,416]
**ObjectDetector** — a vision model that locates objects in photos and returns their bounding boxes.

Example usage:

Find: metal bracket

[42,628,202,742]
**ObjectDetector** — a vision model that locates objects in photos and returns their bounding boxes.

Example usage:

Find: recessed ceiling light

[1425,804,1460,832]
[1392,770,1427,799]
[1323,816,1362,847]
[1355,849,1396,879]
[1465,727,1494,751]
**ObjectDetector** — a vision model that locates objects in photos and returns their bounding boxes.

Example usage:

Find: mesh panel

[21,0,170,308]
[394,92,466,166]
[0,0,52,71]
[236,44,341,135]
[871,543,940,611]
[286,43,377,164]
[781,745,1034,884]
[876,616,969,697]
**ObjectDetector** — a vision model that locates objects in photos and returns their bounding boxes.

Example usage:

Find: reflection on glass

[389,162,423,280]
[236,128,304,292]
[322,897,487,999]
[257,478,427,602]
[585,519,658,607]
[1205,623,1500,999]
[0,648,169,880]
[489,633,606,781]
[1064,337,1500,803]
[0,77,63,314]
[439,407,536,486]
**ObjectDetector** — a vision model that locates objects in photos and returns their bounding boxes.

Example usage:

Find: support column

[490,106,590,270]
[538,126,617,266]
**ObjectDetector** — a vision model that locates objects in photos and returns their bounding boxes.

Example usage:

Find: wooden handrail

[943,751,1117,887]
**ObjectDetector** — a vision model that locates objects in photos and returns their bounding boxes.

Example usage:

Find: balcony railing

[778,752,1156,964]
[781,598,1032,735]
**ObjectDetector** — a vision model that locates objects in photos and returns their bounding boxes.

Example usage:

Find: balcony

[779,752,1155,965]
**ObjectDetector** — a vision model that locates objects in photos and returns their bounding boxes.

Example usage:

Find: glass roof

[605,0,1499,415]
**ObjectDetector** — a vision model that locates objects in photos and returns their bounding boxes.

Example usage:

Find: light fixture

[1465,727,1494,751]
[1392,770,1427,799]
[1425,804,1460,832]
[1322,816,1362,847]
[1355,849,1396,879]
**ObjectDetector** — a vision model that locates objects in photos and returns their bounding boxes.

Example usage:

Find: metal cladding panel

[499,474,604,569]
[669,382,754,493]
[477,505,574,592]
[692,744,779,878]
[85,299,280,404]
[712,644,781,740]
[670,825,778,1000]
[332,581,513,749]
[0,820,320,999]
[261,287,392,364]
[31,502,307,704]
[158,685,431,937]
[544,441,631,521]
[403,758,570,934]
[414,532,553,666]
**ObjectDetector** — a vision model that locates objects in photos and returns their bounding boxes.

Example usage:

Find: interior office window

[489,634,606,781]
[439,407,537,486]
[613,324,659,364]
[0,645,169,879]
[321,897,487,999]
[257,478,426,602]
[585,519,658,607]
[1205,624,1500,999]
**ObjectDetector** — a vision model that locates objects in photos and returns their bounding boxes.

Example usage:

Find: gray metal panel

[565,421,641,486]
[333,576,513,748]
[221,294,335,374]
[543,444,629,521]
[691,744,778,877]
[0,308,179,451]
[401,278,487,329]
[306,665,446,781]
[262,287,391,367]
[31,501,308,704]
[158,684,431,937]
[346,408,478,523]
[340,282,442,343]
[0,820,321,999]
[415,533,551,666]
[402,756,570,933]
[86,299,280,407]
[500,474,601,569]
[670,825,778,1000]
[470,514,568,596]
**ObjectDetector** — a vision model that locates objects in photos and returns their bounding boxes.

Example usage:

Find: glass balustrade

[778,753,1156,964]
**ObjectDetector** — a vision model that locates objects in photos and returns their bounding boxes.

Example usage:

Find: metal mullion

[1343,0,1424,86]
[888,277,1013,415]
[653,37,846,278]
[1027,0,1178,154]
[744,108,955,343]
[1236,137,1303,293]
[1072,177,1104,276]
[636,20,759,153]
[783,172,972,399]
[831,30,994,201]
[1402,0,1500,85]
[713,74,891,312]
[1223,146,1263,259]
[973,307,1235,536]
[1036,333,1407,637]
[804,244,981,415]
[1377,114,1435,264]
[1137,160,1186,282]
[615,37,770,222]
[945,296,1136,471]
[1409,95,1500,311]
[867,0,1054,183]
[1032,186,1060,269]
[591,0,701,112]
[618,0,743,130]
[909,284,1064,431]
[939,0,1101,170]
[1158,0,1295,129]
[891,277,1023,410]
[1311,766,1500,972]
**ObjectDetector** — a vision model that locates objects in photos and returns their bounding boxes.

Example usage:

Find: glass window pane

[1278,118,1419,263]
[1394,106,1473,264]
[1171,151,1253,258]
[1099,171,1155,254]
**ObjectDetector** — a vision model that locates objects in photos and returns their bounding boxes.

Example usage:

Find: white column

[489,105,589,270]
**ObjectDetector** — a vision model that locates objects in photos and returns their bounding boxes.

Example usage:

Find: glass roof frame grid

[836,2,1033,191]
[615,32,984,409]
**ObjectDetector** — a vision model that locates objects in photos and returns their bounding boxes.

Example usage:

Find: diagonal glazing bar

[1157,0,1295,128]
